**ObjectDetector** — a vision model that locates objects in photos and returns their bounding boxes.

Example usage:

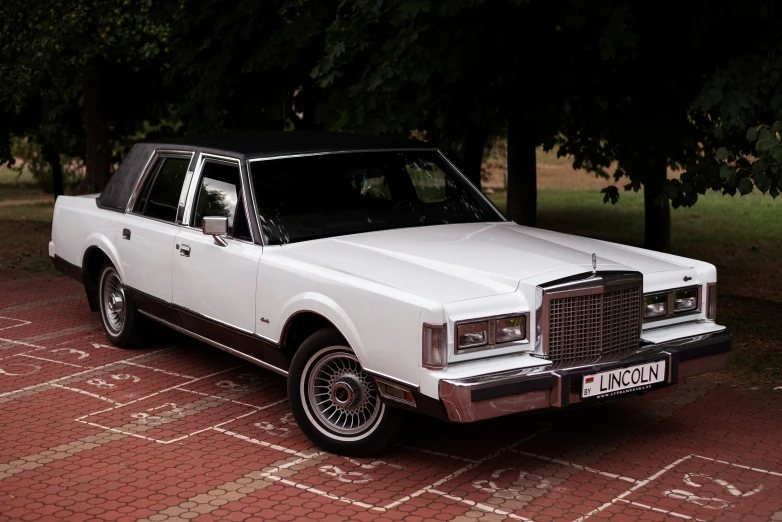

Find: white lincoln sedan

[49,132,730,455]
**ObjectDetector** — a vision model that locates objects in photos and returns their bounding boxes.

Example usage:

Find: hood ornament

[592,253,597,274]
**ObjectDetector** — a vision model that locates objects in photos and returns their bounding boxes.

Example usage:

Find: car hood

[278,223,693,303]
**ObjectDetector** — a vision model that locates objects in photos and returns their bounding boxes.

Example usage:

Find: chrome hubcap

[102,270,125,333]
[308,351,380,435]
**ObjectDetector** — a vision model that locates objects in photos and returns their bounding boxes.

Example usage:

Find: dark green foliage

[686,36,782,201]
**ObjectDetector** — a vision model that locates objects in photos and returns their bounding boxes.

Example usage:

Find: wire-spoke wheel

[101,268,126,334]
[97,260,148,348]
[289,328,399,456]
[307,351,381,435]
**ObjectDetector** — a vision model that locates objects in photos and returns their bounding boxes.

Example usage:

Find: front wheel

[288,328,399,456]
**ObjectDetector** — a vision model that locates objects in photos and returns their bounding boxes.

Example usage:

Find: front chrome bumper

[439,329,731,422]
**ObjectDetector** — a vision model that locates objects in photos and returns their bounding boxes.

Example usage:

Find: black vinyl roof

[141,131,433,159]
[97,132,435,213]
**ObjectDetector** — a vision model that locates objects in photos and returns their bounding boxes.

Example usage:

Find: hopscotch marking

[0,348,168,398]
[251,421,551,519]
[573,453,782,521]
[0,317,31,331]
[73,366,295,444]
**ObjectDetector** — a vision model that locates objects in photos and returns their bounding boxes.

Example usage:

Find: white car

[49,133,730,455]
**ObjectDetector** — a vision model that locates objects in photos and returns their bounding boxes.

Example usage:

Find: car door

[116,152,193,303]
[172,154,262,334]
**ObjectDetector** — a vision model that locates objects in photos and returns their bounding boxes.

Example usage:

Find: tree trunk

[82,66,111,193]
[41,143,64,198]
[643,158,671,252]
[506,119,537,226]
[459,126,489,189]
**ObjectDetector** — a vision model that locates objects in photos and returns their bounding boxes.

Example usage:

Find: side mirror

[202,216,228,247]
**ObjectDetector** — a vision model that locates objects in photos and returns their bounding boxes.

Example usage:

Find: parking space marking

[77,395,288,445]
[695,454,782,477]
[17,353,83,368]
[428,488,533,521]
[49,383,122,404]
[0,348,169,399]
[572,454,693,522]
[0,316,31,331]
[72,364,244,420]
[138,454,326,522]
[613,498,693,520]
[512,449,639,484]
[122,360,195,379]
[213,427,323,459]
[572,453,782,522]
[0,336,46,351]
[396,443,479,463]
[72,368,288,445]
[383,422,552,512]
[175,386,267,408]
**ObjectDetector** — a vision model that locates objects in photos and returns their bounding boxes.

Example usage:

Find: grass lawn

[0,158,779,388]
[0,165,48,201]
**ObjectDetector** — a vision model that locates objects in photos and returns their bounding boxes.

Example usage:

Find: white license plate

[581,360,666,399]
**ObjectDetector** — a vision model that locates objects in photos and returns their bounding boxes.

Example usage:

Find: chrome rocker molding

[138,310,288,377]
[440,328,731,423]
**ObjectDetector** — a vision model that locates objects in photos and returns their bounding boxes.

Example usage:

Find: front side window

[250,151,501,244]
[192,160,251,241]
[134,156,190,222]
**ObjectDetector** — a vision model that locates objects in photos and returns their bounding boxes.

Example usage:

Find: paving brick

[1,270,781,521]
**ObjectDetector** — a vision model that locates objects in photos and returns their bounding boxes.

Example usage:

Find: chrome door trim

[126,150,195,214]
[184,152,258,245]
[139,310,288,377]
[182,152,263,245]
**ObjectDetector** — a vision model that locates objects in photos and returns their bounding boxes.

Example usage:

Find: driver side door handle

[179,244,191,257]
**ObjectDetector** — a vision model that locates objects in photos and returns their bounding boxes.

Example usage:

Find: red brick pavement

[0,270,780,521]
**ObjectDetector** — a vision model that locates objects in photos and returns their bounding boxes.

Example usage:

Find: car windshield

[249,150,503,244]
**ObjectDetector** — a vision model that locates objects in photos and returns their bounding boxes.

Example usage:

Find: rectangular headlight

[674,288,698,312]
[422,323,447,369]
[496,316,526,343]
[644,294,668,318]
[457,321,488,350]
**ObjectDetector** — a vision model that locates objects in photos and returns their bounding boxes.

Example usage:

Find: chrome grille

[547,286,641,362]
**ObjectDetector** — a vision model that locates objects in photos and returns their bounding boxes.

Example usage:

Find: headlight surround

[644,294,668,319]
[455,313,529,353]
[643,285,703,322]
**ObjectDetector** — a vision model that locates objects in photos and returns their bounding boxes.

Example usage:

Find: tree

[0,0,178,192]
[168,0,336,135]
[681,32,782,202]
[557,1,777,251]
[311,0,516,188]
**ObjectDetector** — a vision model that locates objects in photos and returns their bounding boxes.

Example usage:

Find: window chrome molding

[246,147,439,163]
[643,285,702,323]
[454,312,531,355]
[125,150,195,214]
[184,152,258,245]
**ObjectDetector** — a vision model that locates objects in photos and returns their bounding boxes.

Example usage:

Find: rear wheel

[98,261,148,347]
[288,328,398,456]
